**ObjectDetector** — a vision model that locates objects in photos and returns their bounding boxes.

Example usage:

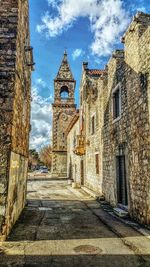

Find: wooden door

[81,160,84,186]
[116,155,128,206]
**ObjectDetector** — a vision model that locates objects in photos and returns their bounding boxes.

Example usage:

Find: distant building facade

[79,63,107,194]
[66,111,81,187]
[0,0,33,240]
[51,52,77,177]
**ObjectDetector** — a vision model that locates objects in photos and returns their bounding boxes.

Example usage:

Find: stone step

[113,207,128,218]
[81,186,100,199]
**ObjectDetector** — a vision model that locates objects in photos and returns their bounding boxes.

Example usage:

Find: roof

[55,51,75,81]
[122,12,150,43]
[86,69,106,76]
[65,110,79,136]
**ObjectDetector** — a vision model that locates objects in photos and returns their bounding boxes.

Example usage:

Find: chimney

[82,62,88,71]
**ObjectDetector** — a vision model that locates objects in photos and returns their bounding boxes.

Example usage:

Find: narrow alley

[0,176,150,267]
[0,2,150,267]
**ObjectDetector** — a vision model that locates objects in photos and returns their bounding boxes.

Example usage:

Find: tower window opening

[60,86,69,100]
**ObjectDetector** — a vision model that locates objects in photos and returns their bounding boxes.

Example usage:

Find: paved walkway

[0,178,150,267]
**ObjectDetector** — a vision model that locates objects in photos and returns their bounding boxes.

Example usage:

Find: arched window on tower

[60,86,69,100]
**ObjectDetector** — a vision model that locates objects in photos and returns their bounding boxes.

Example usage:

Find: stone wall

[65,12,149,225]
[124,12,150,224]
[0,0,31,240]
[0,1,18,233]
[103,50,126,205]
[52,105,77,177]
[103,12,150,225]
[67,118,81,187]
[80,67,107,194]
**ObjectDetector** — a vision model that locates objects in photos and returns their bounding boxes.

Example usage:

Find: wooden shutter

[113,88,120,119]
[91,116,95,134]
[116,155,128,206]
[95,154,99,174]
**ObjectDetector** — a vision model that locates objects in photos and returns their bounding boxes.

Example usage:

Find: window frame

[91,114,95,135]
[60,86,69,100]
[112,83,121,123]
[95,153,100,175]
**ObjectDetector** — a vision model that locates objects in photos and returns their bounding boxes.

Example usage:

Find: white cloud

[72,48,84,60]
[137,7,146,12]
[130,0,147,14]
[37,0,130,56]
[30,86,53,151]
[133,6,146,13]
[47,0,62,8]
[47,0,56,6]
[36,78,46,87]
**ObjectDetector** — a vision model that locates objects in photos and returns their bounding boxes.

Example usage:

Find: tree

[28,149,40,170]
[39,145,52,170]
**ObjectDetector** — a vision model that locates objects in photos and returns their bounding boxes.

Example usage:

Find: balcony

[73,135,86,156]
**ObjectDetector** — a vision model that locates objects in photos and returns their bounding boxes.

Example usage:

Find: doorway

[116,155,128,206]
[80,160,84,186]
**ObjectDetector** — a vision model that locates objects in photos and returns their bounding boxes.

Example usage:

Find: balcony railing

[73,135,86,156]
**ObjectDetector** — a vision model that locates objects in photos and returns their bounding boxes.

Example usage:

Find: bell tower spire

[51,52,77,178]
[55,50,75,82]
[63,49,67,61]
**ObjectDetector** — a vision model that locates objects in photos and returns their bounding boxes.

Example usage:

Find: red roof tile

[87,69,105,76]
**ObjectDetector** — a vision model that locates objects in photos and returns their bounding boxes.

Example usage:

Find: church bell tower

[52,51,76,177]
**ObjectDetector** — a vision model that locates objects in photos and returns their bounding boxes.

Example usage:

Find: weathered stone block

[0,0,32,240]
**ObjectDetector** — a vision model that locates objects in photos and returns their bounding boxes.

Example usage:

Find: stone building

[66,111,81,187]
[51,52,77,177]
[0,0,33,240]
[78,63,107,194]
[102,12,150,225]
[66,12,150,225]
[66,63,107,194]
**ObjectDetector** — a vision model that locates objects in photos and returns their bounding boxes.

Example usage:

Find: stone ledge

[113,207,128,218]
[81,186,100,199]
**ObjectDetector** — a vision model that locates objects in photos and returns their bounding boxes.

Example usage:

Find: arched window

[60,86,69,99]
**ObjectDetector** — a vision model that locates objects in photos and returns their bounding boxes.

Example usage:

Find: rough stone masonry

[66,12,150,226]
[0,0,32,240]
[52,52,77,177]
[102,12,150,225]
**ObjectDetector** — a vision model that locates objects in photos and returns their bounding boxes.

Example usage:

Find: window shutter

[113,86,121,119]
[91,116,95,134]
[95,154,99,174]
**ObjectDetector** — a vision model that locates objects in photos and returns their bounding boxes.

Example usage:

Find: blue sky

[29,0,150,150]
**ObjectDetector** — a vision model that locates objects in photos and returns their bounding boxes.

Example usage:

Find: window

[96,108,99,128]
[60,86,69,99]
[73,132,76,147]
[95,154,99,174]
[22,100,27,125]
[91,115,95,135]
[82,117,85,133]
[140,73,147,90]
[80,94,83,105]
[22,82,27,125]
[112,85,121,120]
[62,133,65,142]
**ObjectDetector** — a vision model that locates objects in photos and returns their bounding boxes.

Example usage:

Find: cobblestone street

[0,176,150,267]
